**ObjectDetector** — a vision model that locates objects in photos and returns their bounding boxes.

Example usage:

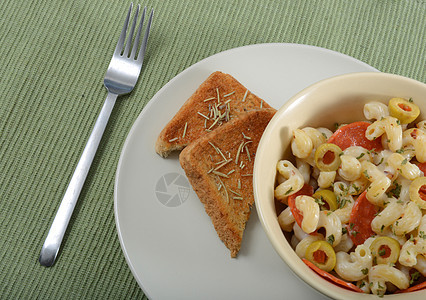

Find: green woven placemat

[0,0,424,299]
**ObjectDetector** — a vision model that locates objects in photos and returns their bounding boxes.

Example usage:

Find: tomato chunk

[348,191,378,245]
[302,259,363,293]
[287,184,314,228]
[328,121,383,151]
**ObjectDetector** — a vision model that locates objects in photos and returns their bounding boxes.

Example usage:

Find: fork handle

[39,92,118,267]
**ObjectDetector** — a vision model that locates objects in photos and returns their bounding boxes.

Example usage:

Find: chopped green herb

[314,196,325,206]
[356,153,365,159]
[363,170,370,179]
[284,187,293,195]
[410,271,420,284]
[337,196,349,209]
[361,268,369,275]
[327,234,335,245]
[386,181,401,198]
[351,184,361,193]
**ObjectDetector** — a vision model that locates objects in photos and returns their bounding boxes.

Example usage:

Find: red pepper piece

[328,121,383,151]
[348,191,378,246]
[302,259,364,293]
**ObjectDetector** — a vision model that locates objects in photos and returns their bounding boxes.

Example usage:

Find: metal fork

[39,3,153,267]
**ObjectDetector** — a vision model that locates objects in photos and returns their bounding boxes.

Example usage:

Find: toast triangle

[155,71,273,157]
[179,108,276,257]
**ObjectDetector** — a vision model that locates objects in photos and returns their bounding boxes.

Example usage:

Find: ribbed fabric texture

[0,0,424,298]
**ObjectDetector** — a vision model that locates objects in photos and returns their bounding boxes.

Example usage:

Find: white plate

[114,43,378,300]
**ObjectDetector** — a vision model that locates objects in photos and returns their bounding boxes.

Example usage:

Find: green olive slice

[409,177,426,209]
[313,189,338,211]
[389,97,420,124]
[314,143,342,172]
[305,240,336,272]
[369,236,400,265]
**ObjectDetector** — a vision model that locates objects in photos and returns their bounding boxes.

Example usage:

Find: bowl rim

[253,72,426,299]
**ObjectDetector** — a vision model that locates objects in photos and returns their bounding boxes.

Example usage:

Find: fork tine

[137,8,153,63]
[114,3,133,56]
[130,6,146,59]
[123,4,140,57]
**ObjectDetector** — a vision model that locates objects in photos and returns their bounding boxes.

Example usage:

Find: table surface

[1,0,424,299]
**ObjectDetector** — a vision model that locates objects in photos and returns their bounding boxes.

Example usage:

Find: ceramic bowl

[253,72,426,299]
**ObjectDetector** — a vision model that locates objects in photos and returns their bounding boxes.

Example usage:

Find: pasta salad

[275,97,426,296]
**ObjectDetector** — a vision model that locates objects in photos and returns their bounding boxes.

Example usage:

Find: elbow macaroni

[365,116,402,152]
[361,161,391,206]
[335,244,373,281]
[333,233,354,253]
[274,160,304,202]
[278,207,295,232]
[316,210,342,247]
[399,214,426,267]
[363,101,389,121]
[387,152,421,180]
[403,128,426,163]
[338,154,362,181]
[392,201,422,236]
[291,129,313,159]
[417,120,426,132]
[371,200,403,234]
[414,255,426,277]
[317,171,336,188]
[295,195,320,233]
[368,265,410,296]
[296,158,311,184]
